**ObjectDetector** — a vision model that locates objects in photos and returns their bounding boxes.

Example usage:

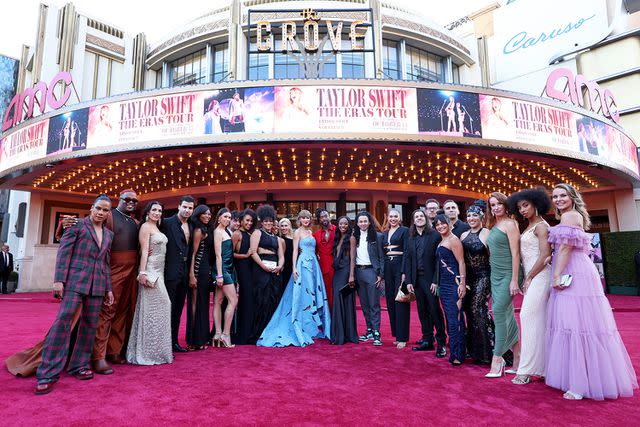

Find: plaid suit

[36,217,113,384]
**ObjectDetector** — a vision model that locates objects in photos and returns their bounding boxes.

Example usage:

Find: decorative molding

[382,15,470,56]
[86,34,125,56]
[444,16,470,32]
[147,19,229,59]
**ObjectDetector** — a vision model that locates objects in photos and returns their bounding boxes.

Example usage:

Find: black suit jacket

[405,228,441,287]
[369,232,384,277]
[160,214,193,283]
[0,252,13,275]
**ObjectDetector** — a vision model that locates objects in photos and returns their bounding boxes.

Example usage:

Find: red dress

[313,224,336,309]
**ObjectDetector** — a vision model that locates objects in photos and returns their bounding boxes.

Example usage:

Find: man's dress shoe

[412,342,435,352]
[173,343,188,353]
[93,359,114,375]
[34,382,55,395]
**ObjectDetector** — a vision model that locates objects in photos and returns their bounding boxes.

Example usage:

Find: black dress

[249,230,282,344]
[233,230,253,345]
[383,226,410,342]
[186,230,212,348]
[281,236,294,298]
[330,236,358,345]
[461,230,495,364]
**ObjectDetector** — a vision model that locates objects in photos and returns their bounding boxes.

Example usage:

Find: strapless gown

[126,232,173,365]
[257,237,331,347]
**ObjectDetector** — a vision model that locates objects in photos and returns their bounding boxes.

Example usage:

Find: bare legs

[213,285,238,347]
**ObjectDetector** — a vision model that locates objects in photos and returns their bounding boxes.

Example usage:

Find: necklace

[114,208,134,222]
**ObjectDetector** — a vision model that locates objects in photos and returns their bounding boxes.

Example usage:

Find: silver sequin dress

[126,232,173,365]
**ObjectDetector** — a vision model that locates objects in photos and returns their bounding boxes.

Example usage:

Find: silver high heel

[485,360,506,378]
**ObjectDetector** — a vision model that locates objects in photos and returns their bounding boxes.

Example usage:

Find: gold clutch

[395,281,416,303]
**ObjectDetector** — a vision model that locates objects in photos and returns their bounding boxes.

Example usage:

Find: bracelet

[138,271,147,276]
[216,275,223,279]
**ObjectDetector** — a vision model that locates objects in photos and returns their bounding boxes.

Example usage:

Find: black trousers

[384,257,410,342]
[0,272,8,293]
[414,272,447,346]
[165,276,189,345]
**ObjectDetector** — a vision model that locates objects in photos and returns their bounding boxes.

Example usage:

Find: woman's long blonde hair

[553,183,591,230]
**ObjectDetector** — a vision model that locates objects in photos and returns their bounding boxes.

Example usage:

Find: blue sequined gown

[257,236,331,347]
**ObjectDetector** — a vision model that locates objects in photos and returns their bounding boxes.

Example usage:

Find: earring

[535,208,539,217]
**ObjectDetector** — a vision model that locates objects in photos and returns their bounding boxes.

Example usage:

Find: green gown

[486,227,519,357]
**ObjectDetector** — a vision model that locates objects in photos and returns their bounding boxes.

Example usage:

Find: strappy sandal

[512,375,531,385]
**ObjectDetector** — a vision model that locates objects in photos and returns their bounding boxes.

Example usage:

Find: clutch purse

[559,274,573,287]
[395,281,416,303]
[340,281,358,295]
[262,260,277,270]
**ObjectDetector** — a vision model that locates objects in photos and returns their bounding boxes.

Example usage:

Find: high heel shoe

[220,334,235,348]
[212,334,221,348]
[485,360,505,378]
[512,375,531,385]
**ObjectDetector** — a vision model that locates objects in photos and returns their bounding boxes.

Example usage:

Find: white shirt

[355,232,371,266]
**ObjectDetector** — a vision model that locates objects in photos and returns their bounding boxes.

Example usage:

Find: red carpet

[2,293,640,426]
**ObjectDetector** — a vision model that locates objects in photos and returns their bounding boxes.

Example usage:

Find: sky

[0,0,486,59]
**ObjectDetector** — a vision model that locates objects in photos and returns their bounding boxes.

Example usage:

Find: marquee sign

[0,81,638,182]
[246,8,375,79]
[544,67,620,124]
[253,9,370,53]
[2,72,75,132]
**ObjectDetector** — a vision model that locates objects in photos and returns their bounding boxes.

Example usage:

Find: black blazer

[160,214,193,283]
[0,251,13,275]
[364,232,384,277]
[381,226,409,274]
[405,228,441,286]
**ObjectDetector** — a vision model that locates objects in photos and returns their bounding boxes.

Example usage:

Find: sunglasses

[121,197,139,204]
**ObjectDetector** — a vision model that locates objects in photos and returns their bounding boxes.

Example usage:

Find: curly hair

[506,187,552,220]
[409,208,431,237]
[256,204,277,222]
[353,211,377,244]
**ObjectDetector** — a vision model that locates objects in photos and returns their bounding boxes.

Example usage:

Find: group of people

[7,184,637,401]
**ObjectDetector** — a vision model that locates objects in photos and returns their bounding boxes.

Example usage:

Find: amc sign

[544,68,620,124]
[2,72,74,133]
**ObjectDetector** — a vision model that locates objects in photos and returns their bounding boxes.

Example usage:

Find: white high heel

[485,360,506,378]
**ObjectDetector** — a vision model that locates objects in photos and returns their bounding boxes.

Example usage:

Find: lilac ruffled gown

[545,225,638,400]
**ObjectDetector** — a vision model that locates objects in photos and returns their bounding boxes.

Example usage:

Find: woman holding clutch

[249,205,284,344]
[545,183,637,400]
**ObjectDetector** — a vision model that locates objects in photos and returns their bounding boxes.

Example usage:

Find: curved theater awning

[1,79,638,199]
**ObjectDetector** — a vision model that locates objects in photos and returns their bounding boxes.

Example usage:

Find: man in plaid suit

[35,195,115,395]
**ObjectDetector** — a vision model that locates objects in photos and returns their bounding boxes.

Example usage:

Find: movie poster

[87,92,200,148]
[273,86,418,133]
[0,119,49,172]
[202,87,274,134]
[46,109,89,155]
[587,232,606,290]
[575,116,606,157]
[479,95,578,151]
[417,89,481,137]
[605,125,640,176]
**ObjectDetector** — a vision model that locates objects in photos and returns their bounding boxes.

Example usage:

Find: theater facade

[1,0,639,291]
